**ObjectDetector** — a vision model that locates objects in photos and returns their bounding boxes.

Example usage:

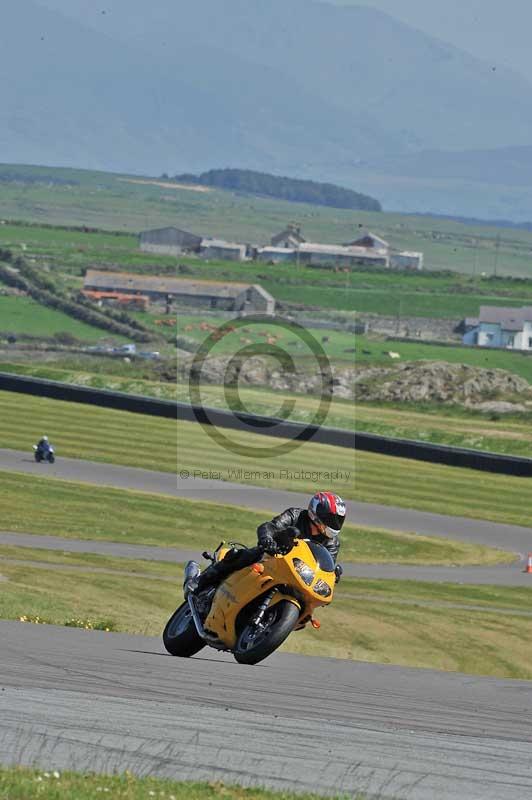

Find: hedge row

[0,252,155,342]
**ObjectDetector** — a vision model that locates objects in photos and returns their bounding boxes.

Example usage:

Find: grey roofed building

[271,223,306,248]
[345,231,390,250]
[83,270,275,314]
[478,305,532,330]
[139,226,202,255]
[199,238,247,261]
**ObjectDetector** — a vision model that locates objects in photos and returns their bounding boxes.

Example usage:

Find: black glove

[334,564,343,584]
[261,535,278,556]
[275,527,298,556]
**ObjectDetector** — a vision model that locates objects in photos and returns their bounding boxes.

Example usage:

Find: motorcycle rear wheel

[234,600,299,665]
[163,601,205,657]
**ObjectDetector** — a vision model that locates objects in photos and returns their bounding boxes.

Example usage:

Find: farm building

[83,270,275,314]
[389,251,424,271]
[271,224,306,248]
[199,239,247,261]
[139,226,202,255]
[82,290,149,311]
[462,306,532,350]
[256,246,296,263]
[297,243,389,268]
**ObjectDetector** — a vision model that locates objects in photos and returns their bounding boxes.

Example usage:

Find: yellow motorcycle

[163,534,335,665]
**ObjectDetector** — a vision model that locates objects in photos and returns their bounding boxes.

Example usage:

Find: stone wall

[359,313,461,342]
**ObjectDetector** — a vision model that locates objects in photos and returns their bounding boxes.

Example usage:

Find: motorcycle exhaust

[187,594,207,639]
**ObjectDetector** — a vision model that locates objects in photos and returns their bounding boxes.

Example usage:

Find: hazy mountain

[2,0,532,218]
[37,0,532,152]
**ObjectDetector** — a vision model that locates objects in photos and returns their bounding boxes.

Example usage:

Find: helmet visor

[321,511,345,536]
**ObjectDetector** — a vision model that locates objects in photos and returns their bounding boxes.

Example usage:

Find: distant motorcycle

[33,443,55,464]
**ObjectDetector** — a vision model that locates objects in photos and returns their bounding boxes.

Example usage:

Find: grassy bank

[0,767,355,800]
[354,449,532,528]
[0,389,176,471]
[1,560,530,678]
[0,474,512,564]
[355,402,532,458]
[0,296,112,341]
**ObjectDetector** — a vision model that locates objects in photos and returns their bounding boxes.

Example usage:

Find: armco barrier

[355,431,532,477]
[2,371,532,475]
[0,372,176,418]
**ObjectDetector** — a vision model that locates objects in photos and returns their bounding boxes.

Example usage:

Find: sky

[331,0,532,84]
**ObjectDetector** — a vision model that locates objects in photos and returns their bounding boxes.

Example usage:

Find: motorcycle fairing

[203,538,334,648]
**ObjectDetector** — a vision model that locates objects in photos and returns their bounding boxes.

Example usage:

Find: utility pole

[494,233,500,278]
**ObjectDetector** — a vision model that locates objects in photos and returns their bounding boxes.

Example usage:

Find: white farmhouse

[463,306,532,350]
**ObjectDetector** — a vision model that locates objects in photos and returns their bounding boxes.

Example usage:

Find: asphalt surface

[2,448,532,585]
[1,622,531,799]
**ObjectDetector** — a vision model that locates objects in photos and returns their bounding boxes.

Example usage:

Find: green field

[0,295,116,341]
[353,334,532,381]
[4,217,532,317]
[0,767,359,800]
[2,164,532,279]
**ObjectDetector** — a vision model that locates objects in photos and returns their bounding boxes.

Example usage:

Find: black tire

[48,454,55,464]
[234,600,300,665]
[163,601,205,657]
[34,452,41,463]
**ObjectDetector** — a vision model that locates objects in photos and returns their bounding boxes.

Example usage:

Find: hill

[1,0,531,218]
[174,169,381,211]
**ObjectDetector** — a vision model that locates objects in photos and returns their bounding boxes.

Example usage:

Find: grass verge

[0,473,514,564]
[354,449,532,528]
[0,389,176,471]
[0,766,358,800]
[1,562,531,678]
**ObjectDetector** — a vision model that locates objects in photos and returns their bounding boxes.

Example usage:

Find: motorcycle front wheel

[48,453,55,464]
[234,600,299,665]
[163,601,205,657]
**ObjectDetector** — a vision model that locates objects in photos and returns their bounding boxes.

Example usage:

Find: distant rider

[185,491,346,596]
[36,435,51,455]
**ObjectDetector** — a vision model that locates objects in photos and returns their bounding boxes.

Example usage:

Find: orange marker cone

[524,553,532,574]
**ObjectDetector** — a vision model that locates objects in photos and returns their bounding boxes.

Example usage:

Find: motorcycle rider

[185,492,346,597]
[36,435,51,456]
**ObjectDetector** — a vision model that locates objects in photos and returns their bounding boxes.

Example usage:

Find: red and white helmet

[308,492,346,538]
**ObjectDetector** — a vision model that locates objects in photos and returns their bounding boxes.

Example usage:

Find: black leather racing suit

[195,507,341,592]
[257,508,340,563]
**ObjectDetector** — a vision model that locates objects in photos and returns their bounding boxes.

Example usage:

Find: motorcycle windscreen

[306,541,335,573]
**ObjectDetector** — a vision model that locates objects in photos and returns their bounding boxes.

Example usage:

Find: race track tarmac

[1,621,531,800]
